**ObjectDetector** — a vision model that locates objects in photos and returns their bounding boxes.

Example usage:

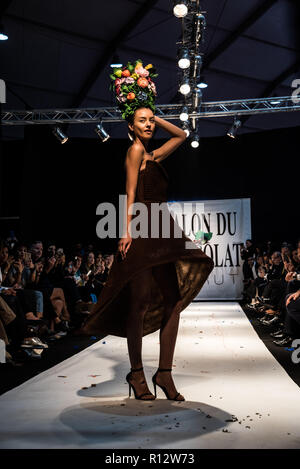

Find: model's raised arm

[152,115,187,162]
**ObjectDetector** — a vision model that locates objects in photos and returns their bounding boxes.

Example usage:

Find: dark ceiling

[1,0,300,141]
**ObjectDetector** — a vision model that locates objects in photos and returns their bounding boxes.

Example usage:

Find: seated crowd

[1,234,299,364]
[0,235,114,363]
[241,239,300,347]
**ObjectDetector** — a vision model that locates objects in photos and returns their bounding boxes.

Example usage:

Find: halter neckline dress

[78,158,214,337]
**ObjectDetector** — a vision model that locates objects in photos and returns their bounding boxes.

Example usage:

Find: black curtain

[0,124,299,248]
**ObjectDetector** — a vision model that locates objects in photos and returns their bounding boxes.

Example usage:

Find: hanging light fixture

[0,24,8,41]
[192,88,202,112]
[182,121,191,137]
[95,122,110,142]
[173,0,188,18]
[52,126,68,144]
[179,76,191,96]
[110,53,123,69]
[179,105,189,122]
[227,117,242,139]
[191,133,200,148]
[192,55,202,80]
[178,47,190,69]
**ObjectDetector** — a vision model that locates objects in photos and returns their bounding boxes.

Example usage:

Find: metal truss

[1,96,300,126]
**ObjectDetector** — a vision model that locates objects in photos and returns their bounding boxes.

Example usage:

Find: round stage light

[182,122,190,137]
[179,106,189,121]
[178,48,190,69]
[179,77,191,95]
[197,82,208,89]
[173,1,188,18]
[191,134,200,148]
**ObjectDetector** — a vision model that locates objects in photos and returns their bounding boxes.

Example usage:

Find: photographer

[31,243,70,333]
[61,258,92,320]
[5,244,44,321]
[77,251,106,302]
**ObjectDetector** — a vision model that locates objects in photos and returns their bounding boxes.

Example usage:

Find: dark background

[0,122,299,253]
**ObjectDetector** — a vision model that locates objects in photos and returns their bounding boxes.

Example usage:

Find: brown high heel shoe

[126,367,156,400]
[152,368,185,401]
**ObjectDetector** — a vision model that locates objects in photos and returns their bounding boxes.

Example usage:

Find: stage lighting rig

[175,1,206,143]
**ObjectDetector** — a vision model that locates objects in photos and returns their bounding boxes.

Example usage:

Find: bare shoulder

[125,143,144,169]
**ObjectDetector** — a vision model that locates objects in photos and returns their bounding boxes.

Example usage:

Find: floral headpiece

[110,59,158,120]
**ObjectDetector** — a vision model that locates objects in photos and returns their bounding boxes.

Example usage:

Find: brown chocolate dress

[78,159,214,337]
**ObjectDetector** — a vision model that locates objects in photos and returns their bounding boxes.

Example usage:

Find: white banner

[168,198,252,300]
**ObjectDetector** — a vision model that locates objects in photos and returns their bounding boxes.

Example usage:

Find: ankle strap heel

[152,368,185,401]
[126,367,155,401]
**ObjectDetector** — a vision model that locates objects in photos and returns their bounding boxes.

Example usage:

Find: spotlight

[179,106,189,122]
[178,47,190,69]
[173,0,188,18]
[191,134,200,148]
[52,126,68,144]
[192,55,202,80]
[0,24,8,41]
[197,81,208,89]
[179,76,191,96]
[182,122,190,137]
[227,118,241,139]
[95,123,110,142]
[192,88,202,111]
[110,54,123,69]
[110,62,123,68]
[196,13,206,28]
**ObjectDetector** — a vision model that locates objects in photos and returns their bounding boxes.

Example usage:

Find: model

[77,60,214,401]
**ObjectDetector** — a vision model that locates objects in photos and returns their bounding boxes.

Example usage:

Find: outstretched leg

[126,267,154,399]
[152,262,184,400]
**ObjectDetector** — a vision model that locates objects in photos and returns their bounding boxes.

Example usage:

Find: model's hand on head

[151,115,186,163]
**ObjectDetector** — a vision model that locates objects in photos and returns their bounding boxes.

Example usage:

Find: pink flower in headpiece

[148,81,157,96]
[117,94,126,103]
[115,78,125,86]
[135,66,149,78]
[125,77,135,84]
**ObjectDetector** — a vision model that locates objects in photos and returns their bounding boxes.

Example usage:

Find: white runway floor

[1,302,300,449]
